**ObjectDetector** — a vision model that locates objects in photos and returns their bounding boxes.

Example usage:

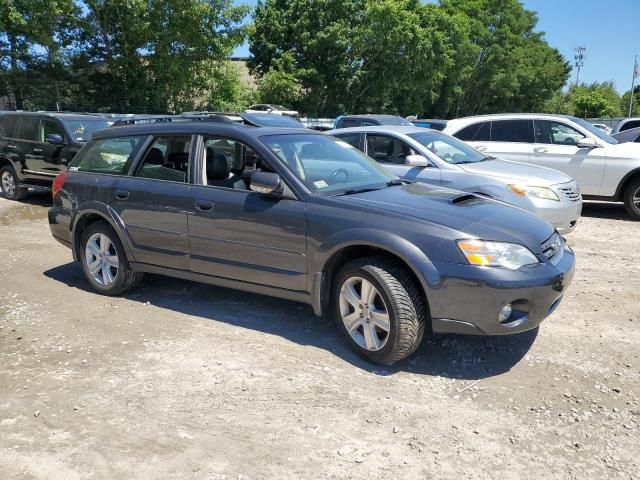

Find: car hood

[339,183,554,252]
[602,141,640,157]
[456,158,574,186]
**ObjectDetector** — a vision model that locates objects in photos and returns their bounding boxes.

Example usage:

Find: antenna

[574,46,587,85]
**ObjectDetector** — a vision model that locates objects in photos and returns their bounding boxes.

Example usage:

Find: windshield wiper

[332,185,386,196]
[386,178,413,186]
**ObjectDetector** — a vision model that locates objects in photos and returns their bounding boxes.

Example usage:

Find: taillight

[52,171,70,199]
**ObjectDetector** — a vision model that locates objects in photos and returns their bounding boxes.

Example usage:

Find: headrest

[206,147,229,179]
[145,147,165,165]
[168,152,188,165]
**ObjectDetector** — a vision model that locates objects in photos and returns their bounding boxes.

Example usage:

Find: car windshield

[570,117,618,144]
[261,133,396,195]
[243,113,303,128]
[62,118,112,142]
[408,131,488,164]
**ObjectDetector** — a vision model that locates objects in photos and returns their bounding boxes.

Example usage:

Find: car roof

[328,125,431,135]
[93,122,318,140]
[1,111,107,121]
[339,114,405,121]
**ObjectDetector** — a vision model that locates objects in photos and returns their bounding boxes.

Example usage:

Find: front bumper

[422,244,575,336]
[534,200,582,234]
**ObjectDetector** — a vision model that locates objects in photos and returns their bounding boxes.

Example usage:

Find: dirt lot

[0,194,639,480]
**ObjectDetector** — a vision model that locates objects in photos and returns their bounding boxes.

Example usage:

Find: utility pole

[574,46,587,85]
[629,55,638,117]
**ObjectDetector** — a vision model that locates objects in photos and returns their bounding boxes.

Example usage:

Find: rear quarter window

[0,117,17,138]
[70,136,145,175]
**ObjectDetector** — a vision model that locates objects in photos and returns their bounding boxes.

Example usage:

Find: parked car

[49,117,575,365]
[612,126,640,144]
[181,111,305,128]
[246,104,299,118]
[333,115,413,129]
[410,118,448,131]
[328,126,582,234]
[0,112,112,200]
[591,123,612,134]
[612,117,640,134]
[444,114,640,219]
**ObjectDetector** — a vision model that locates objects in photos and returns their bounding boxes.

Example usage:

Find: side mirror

[577,137,598,149]
[404,154,429,167]
[266,108,273,113]
[46,133,65,145]
[250,171,284,196]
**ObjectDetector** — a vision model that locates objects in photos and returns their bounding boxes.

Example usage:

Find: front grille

[556,183,581,203]
[541,232,564,264]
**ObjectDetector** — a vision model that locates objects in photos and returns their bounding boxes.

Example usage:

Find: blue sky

[232,0,639,93]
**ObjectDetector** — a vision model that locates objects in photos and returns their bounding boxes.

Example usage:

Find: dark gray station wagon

[49,117,575,365]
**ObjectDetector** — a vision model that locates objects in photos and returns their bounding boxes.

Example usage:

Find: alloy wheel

[85,232,119,286]
[339,276,391,351]
[1,171,16,197]
[634,186,640,209]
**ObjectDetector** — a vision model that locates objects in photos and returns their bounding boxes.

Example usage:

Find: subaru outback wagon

[48,116,575,365]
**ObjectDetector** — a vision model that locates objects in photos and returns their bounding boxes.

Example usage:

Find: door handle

[534,147,548,153]
[476,145,487,152]
[7,144,17,149]
[32,148,43,154]
[194,200,214,212]
[114,190,130,200]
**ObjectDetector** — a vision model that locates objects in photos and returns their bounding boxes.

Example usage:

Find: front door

[36,118,71,175]
[187,136,307,291]
[532,119,605,195]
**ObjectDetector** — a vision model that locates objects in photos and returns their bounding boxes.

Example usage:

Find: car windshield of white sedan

[408,131,488,164]
[261,134,396,195]
[570,117,618,144]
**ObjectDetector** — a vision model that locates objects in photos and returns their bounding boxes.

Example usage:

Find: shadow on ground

[44,261,538,380]
[580,201,633,221]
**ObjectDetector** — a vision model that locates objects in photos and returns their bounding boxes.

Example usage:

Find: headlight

[508,184,560,201]
[457,240,540,270]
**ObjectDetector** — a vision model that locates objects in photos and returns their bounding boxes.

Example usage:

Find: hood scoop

[450,193,478,204]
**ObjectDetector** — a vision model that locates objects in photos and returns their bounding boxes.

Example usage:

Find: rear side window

[134,136,191,183]
[620,120,640,132]
[454,122,491,141]
[0,116,17,138]
[490,120,534,143]
[334,133,363,150]
[16,117,39,141]
[71,136,145,175]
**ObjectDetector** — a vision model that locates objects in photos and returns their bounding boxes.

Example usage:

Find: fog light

[498,303,513,323]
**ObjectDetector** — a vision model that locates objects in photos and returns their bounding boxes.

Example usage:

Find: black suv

[0,112,112,200]
[49,116,575,365]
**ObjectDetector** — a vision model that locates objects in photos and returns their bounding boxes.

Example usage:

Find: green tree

[570,81,621,118]
[621,86,640,117]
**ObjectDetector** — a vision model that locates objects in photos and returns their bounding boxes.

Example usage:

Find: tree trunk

[9,35,24,110]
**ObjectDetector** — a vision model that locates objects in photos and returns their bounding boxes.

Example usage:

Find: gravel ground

[0,194,639,479]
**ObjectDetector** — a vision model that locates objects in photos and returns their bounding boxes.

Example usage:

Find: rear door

[13,116,44,179]
[187,135,308,291]
[532,119,605,195]
[485,119,534,164]
[0,116,19,166]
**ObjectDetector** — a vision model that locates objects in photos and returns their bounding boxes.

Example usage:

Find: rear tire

[79,221,143,295]
[623,178,640,220]
[332,256,427,365]
[0,166,27,200]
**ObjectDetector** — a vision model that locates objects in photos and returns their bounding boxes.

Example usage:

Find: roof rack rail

[113,114,235,126]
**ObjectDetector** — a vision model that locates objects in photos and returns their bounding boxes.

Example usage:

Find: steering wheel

[328,168,349,184]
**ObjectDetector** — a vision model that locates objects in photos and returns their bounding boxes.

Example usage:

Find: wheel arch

[71,205,136,263]
[614,167,640,201]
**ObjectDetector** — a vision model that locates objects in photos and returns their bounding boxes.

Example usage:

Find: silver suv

[444,114,640,219]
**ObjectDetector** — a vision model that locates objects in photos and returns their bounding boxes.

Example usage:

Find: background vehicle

[612,117,640,134]
[612,126,640,143]
[591,123,612,134]
[333,115,412,129]
[0,112,111,200]
[409,118,448,130]
[444,113,640,219]
[246,104,299,117]
[49,118,574,365]
[329,125,582,233]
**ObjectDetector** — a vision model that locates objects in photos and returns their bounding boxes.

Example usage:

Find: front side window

[70,136,145,175]
[534,120,584,146]
[16,117,39,141]
[134,136,191,183]
[40,119,66,142]
[202,137,256,190]
[261,133,395,195]
[366,134,415,164]
[408,131,488,164]
[569,117,618,144]
[490,120,534,143]
[454,122,491,141]
[620,120,640,132]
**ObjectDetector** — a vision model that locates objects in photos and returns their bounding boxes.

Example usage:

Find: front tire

[332,256,427,365]
[623,178,640,220]
[0,166,27,200]
[79,222,143,295]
